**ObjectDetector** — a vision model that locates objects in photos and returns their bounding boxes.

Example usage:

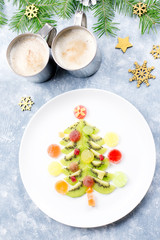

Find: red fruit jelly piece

[69,130,81,142]
[99,155,104,161]
[83,176,94,187]
[70,176,77,182]
[74,148,80,155]
[108,149,122,163]
[74,105,87,119]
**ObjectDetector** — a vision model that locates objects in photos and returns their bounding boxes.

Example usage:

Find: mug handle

[37,23,57,48]
[74,11,87,28]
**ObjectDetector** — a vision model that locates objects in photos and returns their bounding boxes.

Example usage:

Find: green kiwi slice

[90,169,106,180]
[93,178,116,194]
[60,136,70,146]
[61,142,77,154]
[66,181,87,198]
[88,141,107,154]
[64,121,80,134]
[61,157,80,167]
[89,168,114,181]
[89,134,104,146]
[83,121,99,134]
[90,149,101,159]
[62,167,71,176]
[91,158,109,170]
[65,167,90,185]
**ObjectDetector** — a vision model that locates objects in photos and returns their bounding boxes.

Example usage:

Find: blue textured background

[0,2,160,240]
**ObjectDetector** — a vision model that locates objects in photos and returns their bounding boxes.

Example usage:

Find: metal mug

[6,24,57,83]
[51,11,102,78]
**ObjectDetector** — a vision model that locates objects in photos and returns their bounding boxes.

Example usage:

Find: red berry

[108,149,122,164]
[74,148,80,155]
[74,105,87,119]
[69,130,81,142]
[83,176,94,187]
[99,155,104,161]
[70,176,77,182]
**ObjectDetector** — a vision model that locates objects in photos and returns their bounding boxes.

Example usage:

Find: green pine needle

[114,0,160,34]
[9,0,57,33]
[91,0,119,37]
[140,0,160,34]
[5,0,160,37]
[0,0,7,27]
[58,0,78,19]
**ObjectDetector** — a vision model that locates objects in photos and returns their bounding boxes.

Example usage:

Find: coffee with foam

[53,28,96,70]
[10,35,49,76]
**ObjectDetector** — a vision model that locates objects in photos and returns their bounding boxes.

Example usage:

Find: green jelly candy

[112,172,128,188]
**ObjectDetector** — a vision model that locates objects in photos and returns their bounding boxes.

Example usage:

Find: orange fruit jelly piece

[86,187,93,193]
[55,180,68,194]
[88,198,95,207]
[87,192,95,206]
[47,144,61,158]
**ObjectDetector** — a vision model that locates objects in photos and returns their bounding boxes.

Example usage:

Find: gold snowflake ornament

[133,2,147,17]
[18,97,34,111]
[128,61,155,87]
[25,4,39,20]
[150,45,160,59]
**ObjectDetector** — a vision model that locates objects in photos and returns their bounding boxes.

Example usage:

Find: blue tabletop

[0,2,160,240]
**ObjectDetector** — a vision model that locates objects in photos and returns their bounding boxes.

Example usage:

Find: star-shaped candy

[115,37,133,53]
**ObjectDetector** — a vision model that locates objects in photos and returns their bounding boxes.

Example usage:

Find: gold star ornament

[115,37,133,53]
[128,61,155,88]
[18,97,34,111]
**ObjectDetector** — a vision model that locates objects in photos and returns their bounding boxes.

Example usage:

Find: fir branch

[113,0,137,16]
[58,0,78,19]
[139,0,160,34]
[9,0,57,33]
[0,0,7,27]
[114,0,160,34]
[91,0,119,37]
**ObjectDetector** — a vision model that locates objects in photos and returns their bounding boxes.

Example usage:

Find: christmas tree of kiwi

[58,106,118,203]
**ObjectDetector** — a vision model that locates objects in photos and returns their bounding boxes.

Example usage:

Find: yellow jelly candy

[104,132,119,147]
[48,162,62,176]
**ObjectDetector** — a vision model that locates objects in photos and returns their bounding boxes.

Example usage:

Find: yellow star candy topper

[115,37,133,53]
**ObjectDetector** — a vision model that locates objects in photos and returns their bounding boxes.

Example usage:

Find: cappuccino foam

[10,36,48,76]
[54,28,96,70]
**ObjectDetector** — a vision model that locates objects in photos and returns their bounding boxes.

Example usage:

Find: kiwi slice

[91,158,109,170]
[61,142,77,154]
[89,134,104,146]
[83,121,99,134]
[62,167,71,176]
[65,169,82,186]
[103,173,114,182]
[66,181,87,198]
[93,178,116,194]
[88,141,107,154]
[60,136,70,146]
[90,168,114,181]
[90,169,106,180]
[61,157,80,167]
[90,149,101,159]
[65,167,90,185]
[64,121,80,134]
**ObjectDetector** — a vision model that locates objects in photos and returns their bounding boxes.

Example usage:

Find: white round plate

[19,89,156,228]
